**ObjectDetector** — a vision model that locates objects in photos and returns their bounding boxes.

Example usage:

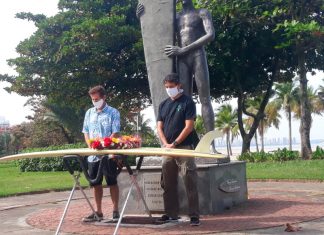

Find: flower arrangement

[89,135,142,150]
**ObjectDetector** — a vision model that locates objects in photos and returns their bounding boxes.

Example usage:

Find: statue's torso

[177,9,206,47]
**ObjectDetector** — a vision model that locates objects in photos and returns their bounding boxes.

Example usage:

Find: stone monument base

[118,161,247,215]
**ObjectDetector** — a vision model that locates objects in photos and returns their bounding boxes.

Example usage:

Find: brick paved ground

[3,182,324,235]
[26,194,324,234]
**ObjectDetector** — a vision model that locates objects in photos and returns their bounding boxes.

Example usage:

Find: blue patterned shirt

[82,104,120,162]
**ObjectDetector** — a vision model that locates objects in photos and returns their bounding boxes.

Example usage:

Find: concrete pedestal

[118,161,247,215]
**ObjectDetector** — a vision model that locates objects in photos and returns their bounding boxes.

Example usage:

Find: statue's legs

[193,52,214,132]
[178,52,218,153]
[178,58,193,96]
[178,52,214,131]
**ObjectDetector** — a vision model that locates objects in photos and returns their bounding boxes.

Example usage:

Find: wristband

[172,141,179,146]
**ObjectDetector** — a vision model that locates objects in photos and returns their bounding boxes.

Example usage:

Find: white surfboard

[0,131,224,162]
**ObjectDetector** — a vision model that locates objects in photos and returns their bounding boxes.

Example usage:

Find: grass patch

[2,159,324,197]
[0,162,88,197]
[247,160,324,180]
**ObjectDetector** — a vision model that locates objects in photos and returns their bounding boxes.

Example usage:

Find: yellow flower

[112,138,120,144]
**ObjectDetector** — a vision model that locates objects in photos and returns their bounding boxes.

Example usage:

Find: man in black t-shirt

[157,73,200,226]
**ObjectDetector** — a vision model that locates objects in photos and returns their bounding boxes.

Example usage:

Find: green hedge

[238,148,300,162]
[17,143,87,172]
[312,146,324,160]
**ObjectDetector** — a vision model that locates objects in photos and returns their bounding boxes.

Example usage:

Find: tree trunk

[229,132,233,156]
[58,125,74,144]
[288,106,292,151]
[255,132,259,153]
[260,120,264,152]
[226,131,230,156]
[242,136,251,154]
[297,49,312,159]
[236,61,277,154]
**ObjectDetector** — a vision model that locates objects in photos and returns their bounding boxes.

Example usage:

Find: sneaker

[157,214,178,223]
[190,216,200,226]
[112,211,120,222]
[82,212,103,222]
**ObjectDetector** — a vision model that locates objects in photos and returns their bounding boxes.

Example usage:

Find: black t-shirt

[157,94,196,146]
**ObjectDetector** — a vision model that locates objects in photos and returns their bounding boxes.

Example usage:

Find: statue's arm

[181,9,215,53]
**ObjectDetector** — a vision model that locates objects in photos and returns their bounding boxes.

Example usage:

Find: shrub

[238,151,272,163]
[312,146,324,160]
[17,143,87,172]
[238,148,300,163]
[270,148,299,162]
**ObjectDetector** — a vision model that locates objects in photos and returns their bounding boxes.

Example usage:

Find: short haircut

[88,85,106,97]
[163,73,180,85]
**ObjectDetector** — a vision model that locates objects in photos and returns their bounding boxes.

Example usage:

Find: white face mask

[92,99,104,109]
[166,87,181,98]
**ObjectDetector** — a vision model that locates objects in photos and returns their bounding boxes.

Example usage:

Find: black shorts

[88,158,118,187]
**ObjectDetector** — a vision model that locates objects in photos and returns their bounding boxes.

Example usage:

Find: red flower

[90,135,141,150]
[103,137,112,147]
[91,140,103,150]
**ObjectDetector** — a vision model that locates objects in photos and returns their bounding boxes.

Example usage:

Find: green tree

[9,123,32,153]
[215,104,237,156]
[319,80,324,104]
[124,112,159,147]
[272,0,324,159]
[1,0,148,135]
[0,132,11,155]
[202,0,295,153]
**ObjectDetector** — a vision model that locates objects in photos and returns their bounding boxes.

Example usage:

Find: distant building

[0,116,10,132]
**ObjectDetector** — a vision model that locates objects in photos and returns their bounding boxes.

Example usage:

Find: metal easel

[55,155,152,235]
[113,156,152,235]
[55,155,100,235]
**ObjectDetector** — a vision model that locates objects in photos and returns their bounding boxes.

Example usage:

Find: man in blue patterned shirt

[82,85,121,222]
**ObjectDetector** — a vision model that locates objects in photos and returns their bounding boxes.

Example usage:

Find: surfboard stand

[113,156,152,235]
[55,155,98,235]
[55,155,152,235]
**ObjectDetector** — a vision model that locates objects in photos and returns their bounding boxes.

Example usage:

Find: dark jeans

[160,145,199,218]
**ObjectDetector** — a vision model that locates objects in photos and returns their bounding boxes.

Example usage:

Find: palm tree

[245,98,281,152]
[291,86,324,119]
[274,82,297,150]
[194,115,206,137]
[319,83,324,104]
[129,113,160,147]
[215,104,237,156]
[261,101,281,148]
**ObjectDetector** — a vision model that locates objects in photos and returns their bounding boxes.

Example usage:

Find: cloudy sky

[0,0,323,142]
